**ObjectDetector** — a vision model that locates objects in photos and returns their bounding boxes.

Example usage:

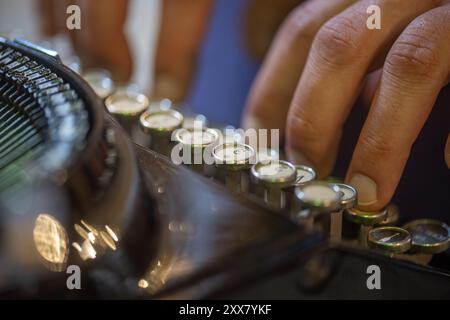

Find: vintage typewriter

[1,37,449,299]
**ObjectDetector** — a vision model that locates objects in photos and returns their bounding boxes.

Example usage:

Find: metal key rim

[402,219,450,254]
[368,226,412,253]
[251,160,297,188]
[333,183,357,209]
[295,181,342,211]
[174,127,220,149]
[139,109,184,135]
[294,164,317,186]
[212,142,255,171]
[105,91,149,117]
[344,207,388,226]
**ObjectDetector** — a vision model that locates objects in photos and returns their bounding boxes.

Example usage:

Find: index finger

[153,0,213,102]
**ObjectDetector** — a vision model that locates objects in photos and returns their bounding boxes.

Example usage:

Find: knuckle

[386,31,441,81]
[359,132,394,161]
[287,113,324,147]
[313,15,363,67]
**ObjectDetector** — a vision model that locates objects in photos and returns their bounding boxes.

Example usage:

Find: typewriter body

[0,38,449,299]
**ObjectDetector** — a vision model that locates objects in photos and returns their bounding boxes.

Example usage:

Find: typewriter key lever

[212,143,256,193]
[329,183,357,242]
[294,182,343,234]
[139,109,184,157]
[105,90,149,134]
[174,127,220,173]
[250,160,297,210]
[344,207,388,248]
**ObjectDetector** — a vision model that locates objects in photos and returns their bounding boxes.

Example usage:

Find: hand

[37,0,132,82]
[152,0,300,102]
[242,0,450,211]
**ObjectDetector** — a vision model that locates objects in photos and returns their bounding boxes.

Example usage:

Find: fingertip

[241,114,264,130]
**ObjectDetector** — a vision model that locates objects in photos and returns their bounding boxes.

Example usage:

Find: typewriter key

[333,183,357,209]
[212,143,255,192]
[294,182,342,233]
[403,219,450,254]
[294,165,316,186]
[83,69,114,99]
[174,127,219,173]
[140,109,184,156]
[344,208,388,247]
[327,183,357,242]
[251,160,296,210]
[368,226,411,254]
[105,90,149,133]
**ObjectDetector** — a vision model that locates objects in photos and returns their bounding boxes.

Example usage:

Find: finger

[68,0,132,81]
[242,0,356,132]
[286,0,440,175]
[347,5,450,211]
[153,0,213,102]
[361,69,382,108]
[37,0,64,37]
[244,0,302,60]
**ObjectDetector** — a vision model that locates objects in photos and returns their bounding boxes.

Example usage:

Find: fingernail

[241,115,264,130]
[286,147,311,167]
[154,74,184,102]
[349,173,378,206]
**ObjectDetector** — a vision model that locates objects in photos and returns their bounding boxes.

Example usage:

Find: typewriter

[1,37,449,299]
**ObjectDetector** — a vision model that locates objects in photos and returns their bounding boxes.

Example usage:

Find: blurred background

[0,0,298,127]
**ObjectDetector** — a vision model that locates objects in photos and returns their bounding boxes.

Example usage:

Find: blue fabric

[187,0,260,127]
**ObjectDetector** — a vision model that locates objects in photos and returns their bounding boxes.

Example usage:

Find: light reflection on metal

[105,225,119,242]
[138,279,149,289]
[72,222,120,260]
[72,242,82,252]
[87,232,96,244]
[33,214,69,272]
[100,231,117,251]
[79,239,96,260]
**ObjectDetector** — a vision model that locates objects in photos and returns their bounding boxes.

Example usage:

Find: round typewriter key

[251,160,296,210]
[368,227,411,254]
[294,165,316,186]
[140,109,184,156]
[293,182,342,233]
[295,182,341,211]
[403,219,450,254]
[345,208,388,247]
[333,183,357,209]
[213,143,255,192]
[175,127,219,148]
[105,91,149,133]
[174,127,219,172]
[82,69,114,99]
[140,109,184,135]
